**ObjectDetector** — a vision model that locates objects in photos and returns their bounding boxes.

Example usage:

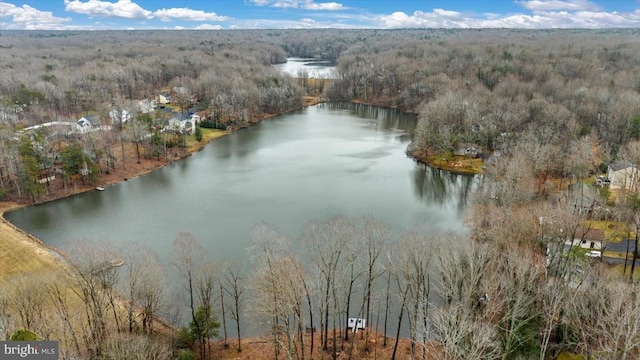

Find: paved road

[603,239,637,264]
[607,239,637,253]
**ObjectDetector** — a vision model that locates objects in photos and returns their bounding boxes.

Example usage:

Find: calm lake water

[274,57,336,78]
[6,102,477,337]
[6,103,476,264]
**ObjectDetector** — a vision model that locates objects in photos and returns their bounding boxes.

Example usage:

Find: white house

[156,94,170,105]
[109,109,132,124]
[607,160,639,191]
[75,117,92,133]
[75,115,104,134]
[136,99,156,113]
[454,143,482,158]
[564,228,604,251]
[168,117,195,134]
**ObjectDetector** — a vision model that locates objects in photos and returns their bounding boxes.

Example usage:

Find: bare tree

[428,304,501,360]
[248,222,291,360]
[172,232,206,358]
[101,333,173,360]
[360,216,388,346]
[193,260,218,358]
[47,281,83,356]
[538,280,569,360]
[428,235,499,360]
[489,248,544,360]
[385,251,410,360]
[222,261,247,353]
[564,278,640,359]
[6,276,48,333]
[64,238,122,358]
[299,215,355,352]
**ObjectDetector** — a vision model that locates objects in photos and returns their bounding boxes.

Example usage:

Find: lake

[274,57,336,79]
[6,103,476,263]
[6,103,477,337]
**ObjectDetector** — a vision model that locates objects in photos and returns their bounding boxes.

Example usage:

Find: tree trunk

[631,232,638,282]
[219,282,228,347]
[391,288,409,360]
[383,271,391,348]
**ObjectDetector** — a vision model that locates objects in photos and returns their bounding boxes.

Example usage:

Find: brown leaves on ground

[206,330,433,360]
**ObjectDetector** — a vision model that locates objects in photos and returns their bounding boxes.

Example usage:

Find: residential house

[454,143,482,158]
[168,117,195,134]
[607,160,639,191]
[75,115,104,134]
[75,117,92,133]
[156,94,170,106]
[565,228,604,251]
[109,109,132,124]
[136,99,156,113]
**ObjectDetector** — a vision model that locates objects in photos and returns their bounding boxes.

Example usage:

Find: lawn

[425,154,484,174]
[586,220,633,243]
[186,128,230,153]
[0,202,70,283]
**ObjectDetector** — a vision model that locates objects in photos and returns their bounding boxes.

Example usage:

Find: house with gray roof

[607,160,639,191]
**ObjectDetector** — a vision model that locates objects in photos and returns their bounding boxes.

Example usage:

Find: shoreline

[0,97,480,285]
[0,202,74,282]
[0,97,325,285]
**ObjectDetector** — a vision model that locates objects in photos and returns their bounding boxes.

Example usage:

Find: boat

[96,187,105,191]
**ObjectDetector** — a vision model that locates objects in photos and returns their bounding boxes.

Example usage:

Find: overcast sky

[1,0,639,30]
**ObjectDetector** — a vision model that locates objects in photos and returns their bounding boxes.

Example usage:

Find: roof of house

[78,115,101,126]
[609,160,634,172]
[574,228,605,241]
[457,142,481,150]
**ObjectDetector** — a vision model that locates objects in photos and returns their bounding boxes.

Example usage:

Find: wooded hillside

[1,29,639,360]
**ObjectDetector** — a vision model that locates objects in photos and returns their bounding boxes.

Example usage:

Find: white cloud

[0,2,72,29]
[154,8,229,22]
[64,0,153,19]
[305,2,344,10]
[378,10,470,28]
[377,7,640,29]
[250,0,346,10]
[195,23,223,30]
[517,0,600,12]
[229,16,356,29]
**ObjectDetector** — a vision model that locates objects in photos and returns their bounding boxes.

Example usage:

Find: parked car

[586,250,602,258]
[595,176,611,187]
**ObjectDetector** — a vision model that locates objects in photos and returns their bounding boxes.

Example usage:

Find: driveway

[606,239,637,253]
[602,239,637,264]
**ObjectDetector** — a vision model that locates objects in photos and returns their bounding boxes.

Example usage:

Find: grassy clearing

[611,262,640,279]
[426,154,484,174]
[586,220,634,243]
[557,352,584,360]
[0,202,70,283]
[185,128,230,152]
[602,250,632,260]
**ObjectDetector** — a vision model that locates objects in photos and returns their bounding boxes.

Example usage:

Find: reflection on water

[5,102,478,339]
[274,57,336,79]
[7,103,476,254]
[411,164,478,215]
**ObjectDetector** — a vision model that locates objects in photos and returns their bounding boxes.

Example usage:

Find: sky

[0,0,639,30]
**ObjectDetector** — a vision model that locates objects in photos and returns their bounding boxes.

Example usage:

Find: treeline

[2,28,640,359]
[3,29,639,202]
[0,30,309,202]
[2,212,639,359]
[321,29,640,170]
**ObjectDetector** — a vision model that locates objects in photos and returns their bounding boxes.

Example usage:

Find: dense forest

[1,29,640,359]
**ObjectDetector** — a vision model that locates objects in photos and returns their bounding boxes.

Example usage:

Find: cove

[6,103,477,264]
